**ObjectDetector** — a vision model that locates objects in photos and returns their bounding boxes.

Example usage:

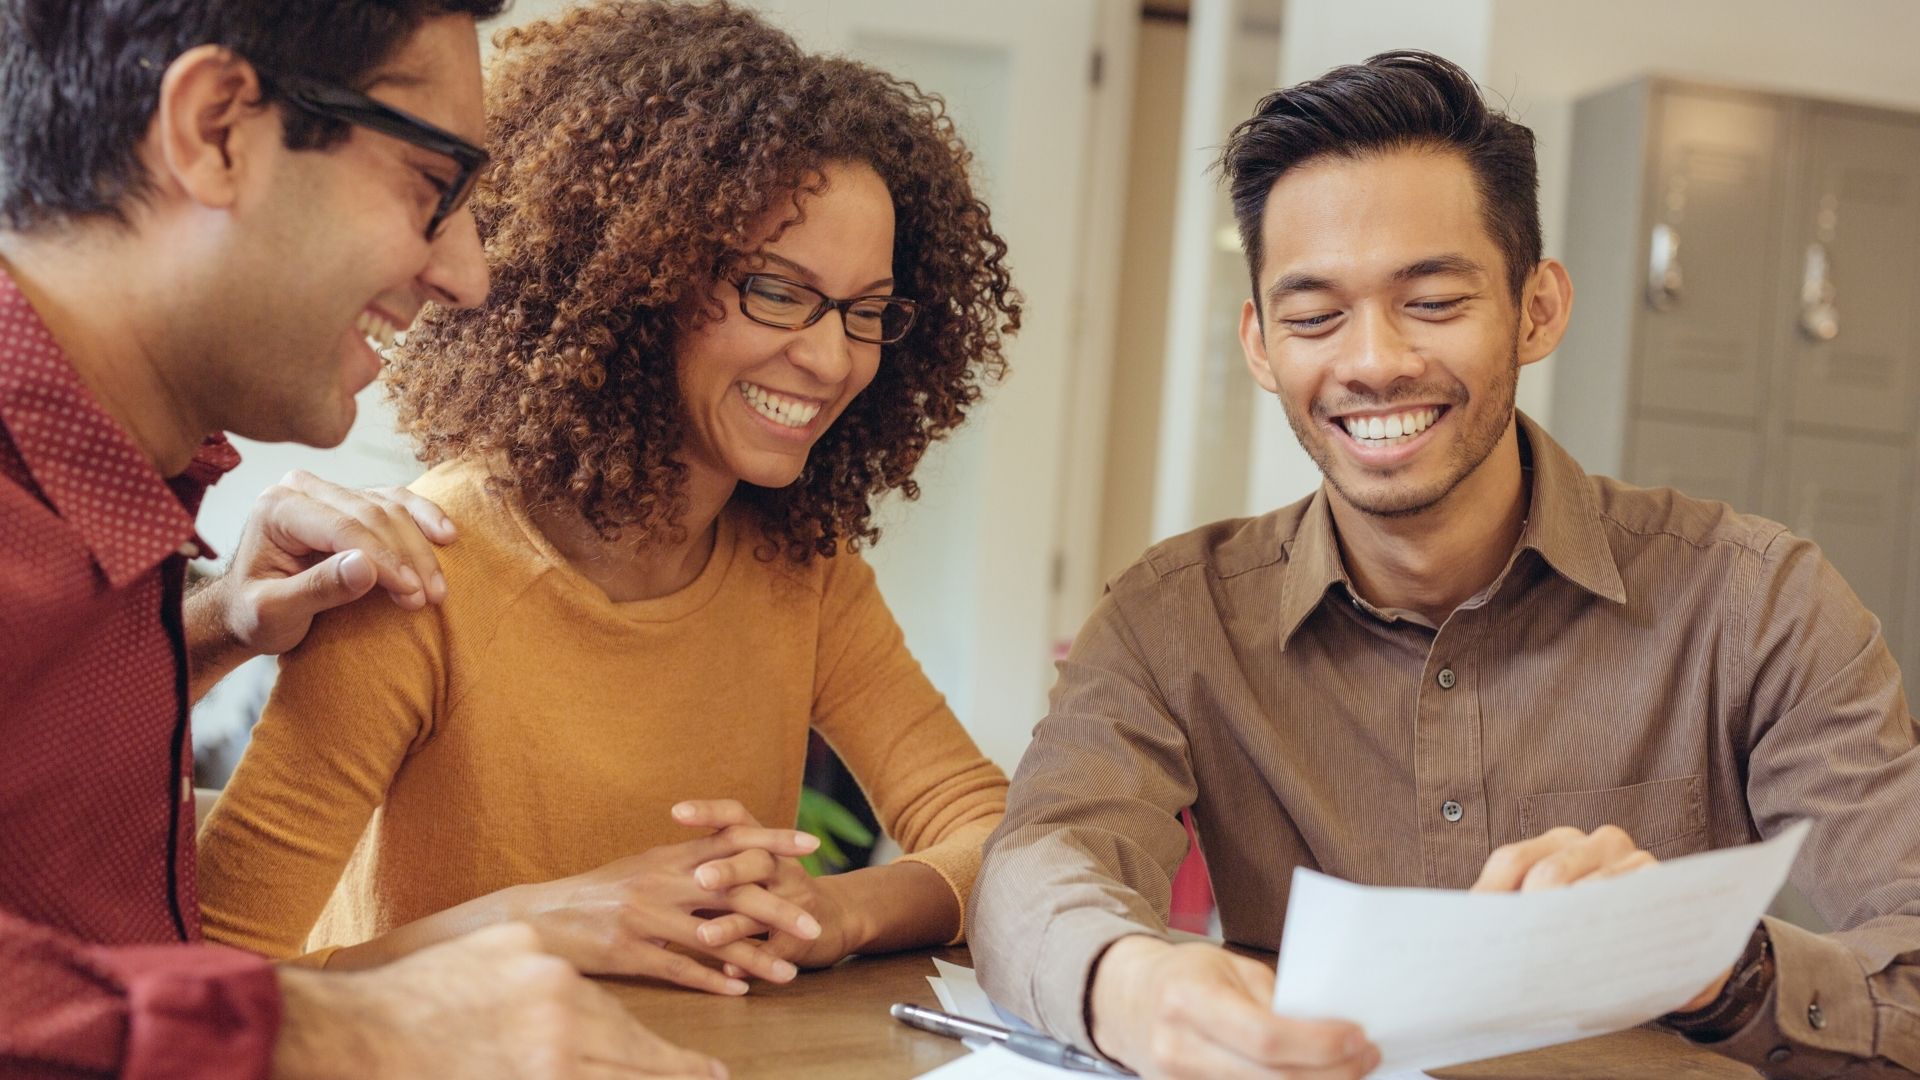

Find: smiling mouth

[738,381,823,429]
[1337,406,1445,447]
[356,309,402,353]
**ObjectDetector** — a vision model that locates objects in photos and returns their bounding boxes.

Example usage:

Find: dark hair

[0,0,508,231]
[1219,49,1540,303]
[390,0,1021,563]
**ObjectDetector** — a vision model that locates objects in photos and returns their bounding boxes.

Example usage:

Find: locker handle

[1646,223,1683,312]
[1799,242,1839,342]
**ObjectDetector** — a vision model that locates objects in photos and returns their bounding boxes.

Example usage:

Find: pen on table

[890,1002,1137,1076]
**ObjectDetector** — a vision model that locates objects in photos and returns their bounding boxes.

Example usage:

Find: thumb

[279,549,380,616]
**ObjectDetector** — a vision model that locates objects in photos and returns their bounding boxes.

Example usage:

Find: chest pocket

[1517,774,1708,860]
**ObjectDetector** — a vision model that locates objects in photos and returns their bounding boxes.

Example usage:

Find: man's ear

[146,45,276,213]
[1516,258,1574,367]
[1240,297,1280,394]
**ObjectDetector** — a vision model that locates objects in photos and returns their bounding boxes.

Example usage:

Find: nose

[786,307,856,387]
[1332,302,1427,394]
[418,207,490,310]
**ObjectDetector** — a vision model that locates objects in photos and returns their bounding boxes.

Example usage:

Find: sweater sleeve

[808,550,1007,942]
[0,909,279,1080]
[195,590,445,961]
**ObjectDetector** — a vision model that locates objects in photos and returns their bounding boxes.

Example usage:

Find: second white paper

[1270,820,1809,1074]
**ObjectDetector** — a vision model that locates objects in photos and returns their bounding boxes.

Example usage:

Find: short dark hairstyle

[0,0,508,231]
[1219,49,1541,303]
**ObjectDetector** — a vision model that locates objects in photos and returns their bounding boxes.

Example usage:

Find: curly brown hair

[387,0,1021,560]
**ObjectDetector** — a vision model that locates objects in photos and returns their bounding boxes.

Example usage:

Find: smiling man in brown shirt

[970,50,1920,1080]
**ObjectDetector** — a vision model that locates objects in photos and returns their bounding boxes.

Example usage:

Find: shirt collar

[1275,411,1626,648]
[0,269,232,587]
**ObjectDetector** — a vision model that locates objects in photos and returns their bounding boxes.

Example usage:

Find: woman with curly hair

[196,0,1020,996]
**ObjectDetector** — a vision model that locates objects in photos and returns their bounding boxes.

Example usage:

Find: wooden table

[602,948,1762,1079]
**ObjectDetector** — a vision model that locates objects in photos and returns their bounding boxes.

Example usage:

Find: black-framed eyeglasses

[257,69,489,240]
[733,273,918,345]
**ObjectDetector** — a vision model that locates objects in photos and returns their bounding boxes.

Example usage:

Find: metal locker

[1781,433,1910,654]
[1780,108,1920,437]
[1635,90,1786,424]
[1626,417,1760,513]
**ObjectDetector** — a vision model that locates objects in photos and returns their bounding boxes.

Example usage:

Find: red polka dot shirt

[0,270,279,1078]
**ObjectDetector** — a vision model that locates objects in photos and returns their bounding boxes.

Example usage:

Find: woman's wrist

[828,861,957,955]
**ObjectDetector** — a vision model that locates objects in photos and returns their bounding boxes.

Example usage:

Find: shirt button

[1436,668,1457,689]
[1441,800,1464,822]
[1807,1000,1825,1030]
[1767,1047,1792,1064]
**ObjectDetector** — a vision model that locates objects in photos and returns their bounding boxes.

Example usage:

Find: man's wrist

[1087,934,1168,1061]
[183,574,251,698]
[1663,924,1774,1042]
[273,967,382,1079]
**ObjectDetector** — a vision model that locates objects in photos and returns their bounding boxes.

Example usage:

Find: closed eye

[1281,312,1342,334]
[1409,297,1470,316]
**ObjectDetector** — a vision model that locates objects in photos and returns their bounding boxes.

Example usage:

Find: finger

[1520,825,1639,891]
[605,938,749,996]
[1471,825,1588,892]
[694,850,780,892]
[253,549,380,624]
[262,487,429,605]
[1149,1026,1377,1080]
[380,486,459,546]
[309,488,445,606]
[1582,848,1657,883]
[672,799,761,829]
[1164,979,1368,1070]
[567,979,730,1078]
[678,826,820,866]
[696,914,771,950]
[715,883,821,942]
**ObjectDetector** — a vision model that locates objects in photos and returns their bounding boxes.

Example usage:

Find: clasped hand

[514,799,860,996]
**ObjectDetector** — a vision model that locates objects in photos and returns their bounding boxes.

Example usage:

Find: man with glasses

[0,2,721,1077]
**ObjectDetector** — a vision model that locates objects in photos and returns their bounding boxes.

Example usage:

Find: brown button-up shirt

[970,414,1920,1078]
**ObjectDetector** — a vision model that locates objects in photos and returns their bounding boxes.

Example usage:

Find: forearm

[185,575,251,703]
[322,887,526,972]
[831,861,959,955]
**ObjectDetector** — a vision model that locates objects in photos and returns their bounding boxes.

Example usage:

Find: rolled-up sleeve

[1705,530,1920,1075]
[0,910,280,1080]
[968,581,1196,1053]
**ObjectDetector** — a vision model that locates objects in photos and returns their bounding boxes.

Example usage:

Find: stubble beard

[1282,341,1520,520]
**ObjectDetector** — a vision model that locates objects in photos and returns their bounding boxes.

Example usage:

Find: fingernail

[437,516,455,537]
[696,868,718,889]
[430,572,447,601]
[775,961,798,980]
[673,803,694,820]
[399,565,423,593]
[795,832,820,851]
[1345,1034,1367,1057]
[338,550,372,588]
[798,915,821,939]
[724,979,748,995]
[711,1061,730,1080]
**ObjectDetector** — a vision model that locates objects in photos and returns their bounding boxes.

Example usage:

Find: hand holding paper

[1270,821,1809,1074]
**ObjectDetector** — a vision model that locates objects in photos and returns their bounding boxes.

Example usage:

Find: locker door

[1782,110,1920,436]
[1782,434,1910,659]
[1626,417,1760,512]
[1636,90,1786,424]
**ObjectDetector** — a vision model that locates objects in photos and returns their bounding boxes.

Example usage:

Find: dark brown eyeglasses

[733,273,918,345]
[258,69,489,240]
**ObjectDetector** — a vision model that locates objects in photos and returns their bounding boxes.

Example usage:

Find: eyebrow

[760,252,894,294]
[1263,253,1488,310]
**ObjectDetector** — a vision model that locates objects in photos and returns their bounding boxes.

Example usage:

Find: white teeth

[1341,407,1441,444]
[737,381,823,429]
[355,310,401,351]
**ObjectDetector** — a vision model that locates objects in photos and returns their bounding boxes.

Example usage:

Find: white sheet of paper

[915,1044,1095,1078]
[1271,820,1809,1074]
[932,957,1002,1023]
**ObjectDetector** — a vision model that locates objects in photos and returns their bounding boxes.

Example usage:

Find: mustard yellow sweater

[196,459,1007,961]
